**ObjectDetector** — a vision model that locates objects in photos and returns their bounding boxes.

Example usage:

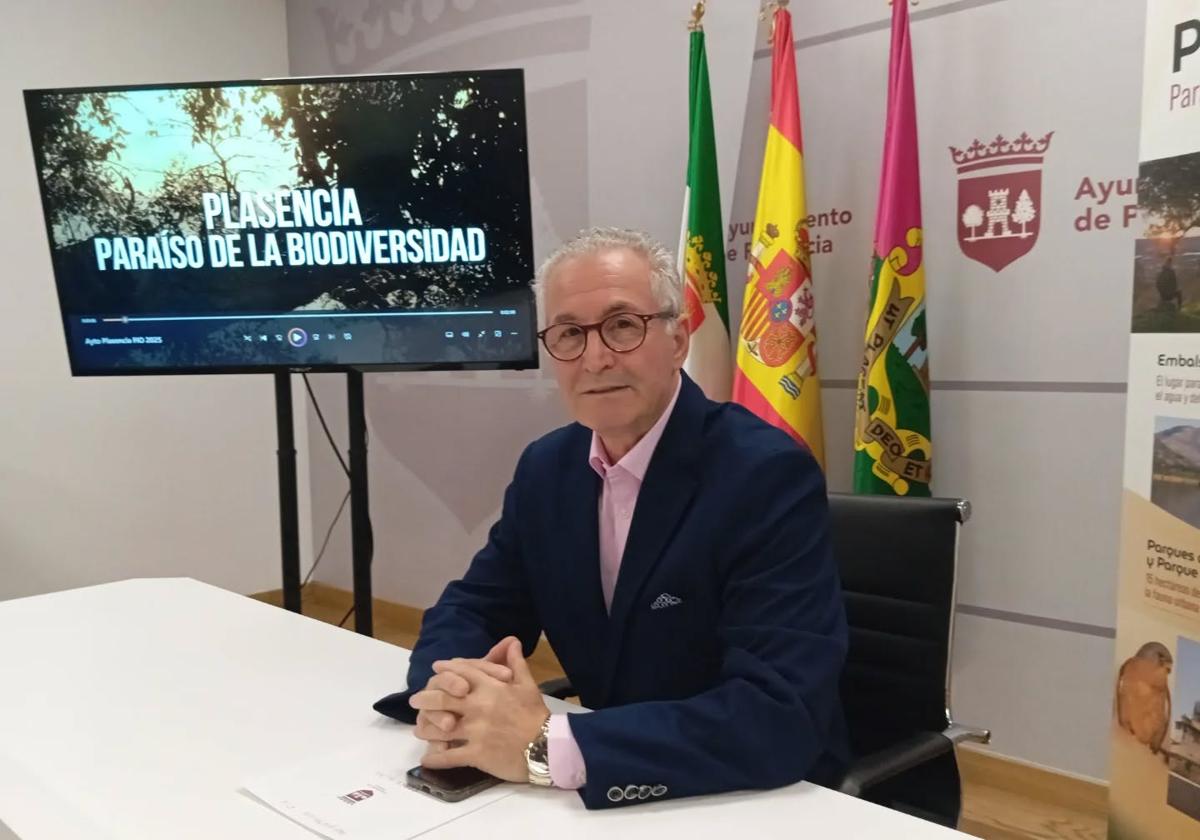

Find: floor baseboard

[957,745,1107,815]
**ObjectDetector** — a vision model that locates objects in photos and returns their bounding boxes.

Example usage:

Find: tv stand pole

[273,370,372,636]
[346,370,373,637]
[274,372,302,613]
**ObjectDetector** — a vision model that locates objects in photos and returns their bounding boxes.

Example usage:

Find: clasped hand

[409,636,551,783]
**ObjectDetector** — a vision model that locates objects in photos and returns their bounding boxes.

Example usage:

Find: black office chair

[829,492,990,828]
[539,492,990,828]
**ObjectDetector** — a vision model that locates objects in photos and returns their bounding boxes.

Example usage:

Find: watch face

[526,721,551,771]
[527,737,549,764]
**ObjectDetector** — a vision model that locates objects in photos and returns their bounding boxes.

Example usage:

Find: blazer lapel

[599,374,707,700]
[556,425,609,657]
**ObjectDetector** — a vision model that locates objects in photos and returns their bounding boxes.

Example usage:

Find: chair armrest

[945,720,991,746]
[837,732,954,798]
[538,677,577,699]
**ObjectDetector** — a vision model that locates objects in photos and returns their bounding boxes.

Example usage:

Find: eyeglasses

[537,311,676,362]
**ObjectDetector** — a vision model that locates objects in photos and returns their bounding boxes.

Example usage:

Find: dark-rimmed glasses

[537,311,675,362]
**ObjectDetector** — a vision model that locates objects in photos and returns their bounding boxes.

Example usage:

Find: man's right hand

[412,639,516,750]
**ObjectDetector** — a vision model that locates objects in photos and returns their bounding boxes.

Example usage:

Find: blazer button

[638,785,652,800]
[651,784,668,797]
[624,784,640,801]
[607,786,624,803]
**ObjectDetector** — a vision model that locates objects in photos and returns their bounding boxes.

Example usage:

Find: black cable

[301,489,350,588]
[301,372,375,632]
[303,373,350,477]
[299,373,350,589]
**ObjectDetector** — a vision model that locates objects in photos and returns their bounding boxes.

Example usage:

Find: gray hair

[532,227,684,324]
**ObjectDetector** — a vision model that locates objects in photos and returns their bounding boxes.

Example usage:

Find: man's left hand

[409,636,550,783]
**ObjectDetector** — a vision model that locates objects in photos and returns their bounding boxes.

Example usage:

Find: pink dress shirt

[546,375,683,790]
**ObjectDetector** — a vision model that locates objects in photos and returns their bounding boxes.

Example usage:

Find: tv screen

[23,70,537,375]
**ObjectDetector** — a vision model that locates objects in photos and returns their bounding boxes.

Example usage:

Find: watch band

[524,713,553,787]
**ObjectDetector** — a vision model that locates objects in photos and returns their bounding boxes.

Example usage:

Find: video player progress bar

[101,310,497,324]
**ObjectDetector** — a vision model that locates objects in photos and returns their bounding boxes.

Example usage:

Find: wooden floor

[252,585,1108,839]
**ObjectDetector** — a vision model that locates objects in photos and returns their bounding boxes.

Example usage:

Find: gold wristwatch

[524,713,553,787]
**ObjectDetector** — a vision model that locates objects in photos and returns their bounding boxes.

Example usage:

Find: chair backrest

[828,493,966,759]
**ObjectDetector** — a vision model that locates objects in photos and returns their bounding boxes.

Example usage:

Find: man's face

[542,247,688,442]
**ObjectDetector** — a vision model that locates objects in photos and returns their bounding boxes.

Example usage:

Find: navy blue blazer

[374,372,849,809]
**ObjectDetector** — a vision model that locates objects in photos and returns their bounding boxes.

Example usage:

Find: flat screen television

[23,70,537,375]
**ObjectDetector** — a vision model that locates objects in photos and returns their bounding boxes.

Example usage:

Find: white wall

[0,0,306,601]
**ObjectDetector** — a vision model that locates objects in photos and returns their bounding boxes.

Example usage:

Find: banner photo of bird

[1109,632,1200,837]
[1115,641,1173,757]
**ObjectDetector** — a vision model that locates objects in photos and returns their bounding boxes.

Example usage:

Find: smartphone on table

[405,765,502,802]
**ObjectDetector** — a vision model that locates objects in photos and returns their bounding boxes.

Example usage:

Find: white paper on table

[0,749,114,840]
[240,740,515,840]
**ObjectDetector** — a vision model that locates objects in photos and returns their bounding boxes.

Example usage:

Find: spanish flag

[853,0,932,496]
[732,5,824,467]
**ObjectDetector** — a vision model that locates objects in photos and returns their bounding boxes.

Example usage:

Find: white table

[0,579,966,839]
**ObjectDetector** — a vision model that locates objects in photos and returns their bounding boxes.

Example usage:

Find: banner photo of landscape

[1111,3,1200,837]
[23,71,536,374]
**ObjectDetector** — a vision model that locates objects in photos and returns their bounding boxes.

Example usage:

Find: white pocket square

[650,593,683,610]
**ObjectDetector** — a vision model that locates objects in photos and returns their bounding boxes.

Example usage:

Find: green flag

[679,25,731,402]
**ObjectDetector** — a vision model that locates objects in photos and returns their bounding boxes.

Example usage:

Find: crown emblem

[949,131,1055,172]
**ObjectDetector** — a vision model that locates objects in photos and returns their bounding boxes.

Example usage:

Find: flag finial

[758,1,788,45]
[688,1,705,32]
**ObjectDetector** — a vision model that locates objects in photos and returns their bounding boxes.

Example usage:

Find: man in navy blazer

[374,227,848,809]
